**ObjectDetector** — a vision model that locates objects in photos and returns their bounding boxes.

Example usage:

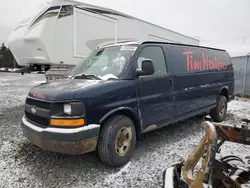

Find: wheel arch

[218,86,229,101]
[99,107,142,138]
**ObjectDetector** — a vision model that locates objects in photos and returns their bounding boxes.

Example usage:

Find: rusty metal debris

[163,117,250,188]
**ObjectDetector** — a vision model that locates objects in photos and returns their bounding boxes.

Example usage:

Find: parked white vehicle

[8,0,199,78]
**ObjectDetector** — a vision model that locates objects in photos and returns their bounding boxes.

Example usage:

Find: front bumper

[21,116,100,155]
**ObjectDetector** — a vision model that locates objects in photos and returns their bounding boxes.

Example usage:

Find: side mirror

[136,59,155,76]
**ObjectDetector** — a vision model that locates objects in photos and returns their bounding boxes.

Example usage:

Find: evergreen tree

[0,43,19,68]
[0,42,7,67]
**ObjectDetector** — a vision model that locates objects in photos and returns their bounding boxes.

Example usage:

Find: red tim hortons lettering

[220,61,227,70]
[184,51,227,72]
[190,55,193,70]
[183,52,193,71]
[207,56,213,70]
[202,52,206,70]
[205,53,211,70]
[214,57,219,70]
[193,60,202,71]
[193,61,198,70]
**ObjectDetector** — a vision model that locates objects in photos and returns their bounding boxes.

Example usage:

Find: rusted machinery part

[212,122,250,146]
[211,158,248,188]
[182,121,218,187]
[163,120,250,188]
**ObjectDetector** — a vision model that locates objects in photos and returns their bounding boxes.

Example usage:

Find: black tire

[98,115,136,167]
[210,95,227,122]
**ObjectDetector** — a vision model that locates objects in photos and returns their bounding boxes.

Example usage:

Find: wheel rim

[115,127,132,156]
[219,101,226,116]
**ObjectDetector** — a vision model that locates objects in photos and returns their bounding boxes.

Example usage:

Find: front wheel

[210,95,227,122]
[98,115,136,167]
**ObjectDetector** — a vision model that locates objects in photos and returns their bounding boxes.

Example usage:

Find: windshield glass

[70,44,138,80]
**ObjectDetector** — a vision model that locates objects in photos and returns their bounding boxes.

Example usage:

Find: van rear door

[136,44,174,130]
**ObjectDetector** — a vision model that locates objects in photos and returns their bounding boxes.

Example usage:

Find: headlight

[51,101,85,116]
[63,104,72,115]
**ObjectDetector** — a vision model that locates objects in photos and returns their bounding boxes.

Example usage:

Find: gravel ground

[0,72,250,188]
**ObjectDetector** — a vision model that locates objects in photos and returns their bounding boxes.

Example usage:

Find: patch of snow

[100,74,118,80]
[31,81,46,85]
[0,140,39,187]
[228,101,246,111]
[105,162,131,185]
[0,83,9,86]
[75,80,100,88]
[0,78,9,82]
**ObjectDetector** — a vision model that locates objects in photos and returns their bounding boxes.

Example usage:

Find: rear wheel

[210,95,227,122]
[98,115,136,167]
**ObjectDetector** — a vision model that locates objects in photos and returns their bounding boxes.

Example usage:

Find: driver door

[136,44,174,131]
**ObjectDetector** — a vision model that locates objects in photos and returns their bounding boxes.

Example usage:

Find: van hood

[28,79,103,101]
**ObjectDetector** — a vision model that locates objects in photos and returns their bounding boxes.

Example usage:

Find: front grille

[25,111,50,128]
[25,98,51,127]
[26,98,51,110]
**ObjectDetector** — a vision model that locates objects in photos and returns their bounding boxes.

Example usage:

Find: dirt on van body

[0,72,249,188]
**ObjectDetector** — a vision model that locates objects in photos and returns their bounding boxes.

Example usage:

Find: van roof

[100,41,226,52]
[100,41,143,48]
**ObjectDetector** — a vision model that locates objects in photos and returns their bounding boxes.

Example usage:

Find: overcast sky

[0,0,250,56]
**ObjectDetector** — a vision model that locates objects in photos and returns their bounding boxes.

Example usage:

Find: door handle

[170,79,173,86]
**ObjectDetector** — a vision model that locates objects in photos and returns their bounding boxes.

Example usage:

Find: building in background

[231,53,250,97]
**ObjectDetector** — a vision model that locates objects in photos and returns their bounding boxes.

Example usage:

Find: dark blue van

[21,41,234,166]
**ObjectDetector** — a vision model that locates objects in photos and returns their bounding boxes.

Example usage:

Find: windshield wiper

[72,74,102,80]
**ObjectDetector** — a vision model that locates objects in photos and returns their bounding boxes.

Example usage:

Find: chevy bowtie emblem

[31,106,37,114]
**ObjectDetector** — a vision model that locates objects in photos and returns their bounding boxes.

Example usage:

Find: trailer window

[58,5,73,19]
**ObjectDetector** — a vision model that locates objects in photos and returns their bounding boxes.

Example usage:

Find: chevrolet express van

[21,41,234,167]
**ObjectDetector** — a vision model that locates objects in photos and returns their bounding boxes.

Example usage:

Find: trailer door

[73,7,117,58]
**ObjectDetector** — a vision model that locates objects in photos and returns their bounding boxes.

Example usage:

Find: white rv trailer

[8,0,199,78]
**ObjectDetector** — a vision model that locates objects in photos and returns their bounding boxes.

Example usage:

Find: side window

[137,46,167,76]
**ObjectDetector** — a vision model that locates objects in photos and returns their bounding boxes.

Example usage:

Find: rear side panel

[73,7,116,58]
[51,5,76,65]
[166,44,234,119]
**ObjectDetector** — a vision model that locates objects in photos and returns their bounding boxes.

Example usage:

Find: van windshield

[70,44,138,80]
